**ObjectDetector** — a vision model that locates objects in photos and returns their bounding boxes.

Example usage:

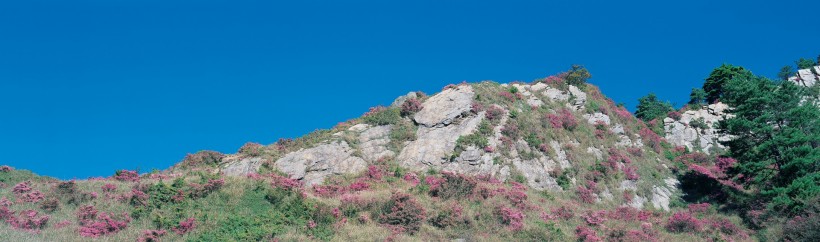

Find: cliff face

[222,79,681,211]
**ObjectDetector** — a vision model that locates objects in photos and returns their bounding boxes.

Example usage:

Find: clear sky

[1,1,818,180]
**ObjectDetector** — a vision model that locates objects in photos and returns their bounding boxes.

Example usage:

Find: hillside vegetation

[1,61,818,241]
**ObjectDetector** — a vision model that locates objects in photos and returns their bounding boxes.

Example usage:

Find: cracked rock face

[663,102,730,154]
[398,113,484,169]
[355,124,395,162]
[221,156,263,176]
[275,141,367,186]
[413,85,474,128]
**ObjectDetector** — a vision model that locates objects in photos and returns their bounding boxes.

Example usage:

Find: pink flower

[101,183,117,193]
[403,172,420,186]
[172,217,196,235]
[495,206,524,231]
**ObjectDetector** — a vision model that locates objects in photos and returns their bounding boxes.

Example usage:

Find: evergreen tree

[778,65,794,81]
[703,64,753,104]
[796,58,818,69]
[565,64,591,86]
[719,75,820,213]
[688,88,707,106]
[635,93,674,122]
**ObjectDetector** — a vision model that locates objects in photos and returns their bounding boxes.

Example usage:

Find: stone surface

[221,156,263,176]
[650,178,680,211]
[275,141,367,186]
[413,85,474,128]
[542,87,569,102]
[583,112,611,125]
[398,112,484,169]
[390,91,419,107]
[567,85,587,110]
[663,102,730,154]
[357,125,395,162]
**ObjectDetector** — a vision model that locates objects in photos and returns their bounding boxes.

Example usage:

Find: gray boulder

[413,85,474,128]
[275,141,367,186]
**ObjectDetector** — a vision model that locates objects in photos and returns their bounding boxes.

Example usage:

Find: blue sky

[1,1,818,179]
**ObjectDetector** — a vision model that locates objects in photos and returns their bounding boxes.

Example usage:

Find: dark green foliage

[389,121,417,143]
[796,57,818,69]
[147,182,180,210]
[778,65,795,81]
[719,75,820,213]
[192,185,334,241]
[378,193,427,234]
[688,88,707,106]
[781,197,820,242]
[565,64,591,86]
[689,117,709,130]
[429,173,478,200]
[703,64,752,103]
[362,107,401,126]
[635,93,673,122]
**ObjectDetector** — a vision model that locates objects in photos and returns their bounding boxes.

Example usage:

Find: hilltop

[1,63,818,241]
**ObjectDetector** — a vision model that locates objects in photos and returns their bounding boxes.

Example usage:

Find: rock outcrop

[221,156,264,176]
[274,141,367,186]
[663,102,730,154]
[413,85,474,128]
[788,65,820,87]
[354,124,395,162]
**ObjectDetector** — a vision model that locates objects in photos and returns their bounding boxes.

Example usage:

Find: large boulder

[397,113,484,169]
[221,156,264,176]
[413,85,475,128]
[663,102,730,153]
[356,125,395,162]
[275,141,367,186]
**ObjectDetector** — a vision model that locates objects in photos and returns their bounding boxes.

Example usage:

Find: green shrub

[362,107,401,126]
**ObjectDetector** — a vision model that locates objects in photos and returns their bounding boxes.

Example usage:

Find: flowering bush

[551,206,575,220]
[610,206,638,221]
[313,184,347,197]
[470,102,485,113]
[576,185,596,204]
[12,181,33,194]
[39,198,60,212]
[400,98,423,116]
[378,193,426,234]
[172,217,196,235]
[665,212,702,233]
[188,178,225,198]
[667,111,682,120]
[627,147,643,157]
[0,165,13,172]
[715,156,737,173]
[485,105,506,121]
[429,203,467,229]
[403,172,420,186]
[639,127,664,153]
[348,181,370,192]
[181,150,224,167]
[428,172,477,200]
[499,90,521,101]
[77,205,99,223]
[576,226,602,242]
[57,181,78,195]
[22,190,45,203]
[546,109,578,130]
[238,142,263,157]
[582,210,608,226]
[687,203,711,214]
[7,210,49,230]
[78,212,131,237]
[271,174,301,190]
[506,190,528,209]
[137,229,167,242]
[113,170,140,182]
[101,183,117,193]
[614,106,632,120]
[708,218,741,236]
[543,74,565,85]
[623,165,640,180]
[366,165,383,180]
[495,206,524,231]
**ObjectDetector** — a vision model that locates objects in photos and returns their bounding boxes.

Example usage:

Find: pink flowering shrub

[270,174,301,190]
[688,203,711,214]
[627,147,643,157]
[378,193,426,234]
[0,165,13,172]
[172,217,196,235]
[668,111,682,120]
[313,184,347,197]
[22,190,45,203]
[576,226,602,242]
[610,206,638,221]
[403,172,420,186]
[348,181,370,192]
[707,218,741,236]
[623,165,640,180]
[188,178,225,198]
[137,229,167,242]
[499,91,521,101]
[495,206,524,231]
[665,212,702,233]
[639,127,664,153]
[715,156,737,173]
[543,74,565,86]
[400,98,423,116]
[112,170,140,182]
[101,183,117,193]
[181,150,224,167]
[238,142,263,157]
[366,165,383,180]
[429,203,468,229]
[428,172,477,200]
[551,206,575,220]
[7,210,50,230]
[614,106,633,120]
[78,212,131,237]
[582,210,608,226]
[483,145,495,153]
[506,190,528,209]
[485,105,506,121]
[54,220,71,229]
[470,102,485,113]
[576,185,597,204]
[12,181,33,194]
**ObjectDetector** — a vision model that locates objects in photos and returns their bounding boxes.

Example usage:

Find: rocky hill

[4,65,813,241]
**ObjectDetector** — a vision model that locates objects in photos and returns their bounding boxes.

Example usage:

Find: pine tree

[703,64,753,104]
[635,93,674,122]
[719,75,820,213]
